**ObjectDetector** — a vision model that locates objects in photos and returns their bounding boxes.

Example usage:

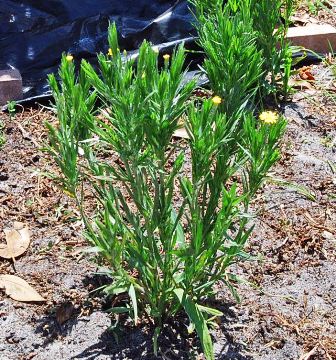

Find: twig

[304,211,336,233]
[299,345,318,360]
[15,121,40,148]
[319,341,333,360]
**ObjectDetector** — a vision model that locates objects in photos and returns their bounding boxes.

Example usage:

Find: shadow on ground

[33,288,251,359]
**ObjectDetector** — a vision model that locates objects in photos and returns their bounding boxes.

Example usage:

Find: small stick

[299,345,318,360]
[15,121,40,148]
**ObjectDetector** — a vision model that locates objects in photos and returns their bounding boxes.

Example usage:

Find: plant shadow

[70,323,253,360]
[70,300,253,360]
[34,273,253,359]
[33,273,111,348]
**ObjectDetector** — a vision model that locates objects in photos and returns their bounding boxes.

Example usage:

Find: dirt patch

[295,1,336,27]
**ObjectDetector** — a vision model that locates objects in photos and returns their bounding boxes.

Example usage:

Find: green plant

[7,100,17,120]
[191,0,264,115]
[250,0,294,98]
[191,0,295,101]
[306,0,324,15]
[326,50,336,79]
[47,23,286,359]
[0,101,17,148]
[46,55,96,194]
[332,62,336,79]
[0,118,5,148]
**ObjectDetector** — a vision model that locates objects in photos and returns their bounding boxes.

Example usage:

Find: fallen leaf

[290,14,310,26]
[299,67,315,81]
[193,89,211,98]
[56,301,75,325]
[0,275,45,302]
[0,222,30,259]
[288,78,315,90]
[292,89,318,102]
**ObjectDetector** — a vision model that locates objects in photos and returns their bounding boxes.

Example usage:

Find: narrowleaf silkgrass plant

[46,55,96,194]
[250,0,294,98]
[191,0,265,116]
[47,23,286,359]
[191,0,295,102]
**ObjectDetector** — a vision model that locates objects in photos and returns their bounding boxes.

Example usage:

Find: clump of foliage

[250,0,294,98]
[47,57,96,194]
[1,101,17,148]
[191,0,294,101]
[47,17,286,360]
[305,0,324,15]
[0,116,5,148]
[191,0,265,114]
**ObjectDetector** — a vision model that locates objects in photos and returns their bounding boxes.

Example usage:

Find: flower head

[259,111,279,125]
[212,96,222,105]
[163,54,170,61]
[107,48,113,57]
[66,54,73,62]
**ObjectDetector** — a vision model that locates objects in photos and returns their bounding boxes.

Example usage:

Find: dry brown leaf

[56,302,75,325]
[0,275,45,302]
[288,78,315,90]
[291,14,310,26]
[0,222,31,259]
[299,67,315,81]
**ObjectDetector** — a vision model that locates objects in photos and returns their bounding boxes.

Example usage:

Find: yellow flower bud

[212,96,222,105]
[66,54,73,62]
[163,54,170,61]
[108,48,113,57]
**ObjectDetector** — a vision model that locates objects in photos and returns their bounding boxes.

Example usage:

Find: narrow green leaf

[174,289,214,360]
[107,306,130,314]
[153,326,161,356]
[171,208,185,247]
[197,304,223,317]
[129,284,138,325]
[267,176,316,202]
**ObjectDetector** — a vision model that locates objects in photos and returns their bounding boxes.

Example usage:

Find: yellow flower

[163,54,170,61]
[212,96,222,105]
[259,111,279,125]
[107,48,113,56]
[66,54,73,62]
[123,49,127,56]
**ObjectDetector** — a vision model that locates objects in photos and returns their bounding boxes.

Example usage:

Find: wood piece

[287,24,336,54]
[0,69,23,106]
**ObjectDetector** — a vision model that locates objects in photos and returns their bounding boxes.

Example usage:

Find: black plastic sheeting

[0,1,196,101]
